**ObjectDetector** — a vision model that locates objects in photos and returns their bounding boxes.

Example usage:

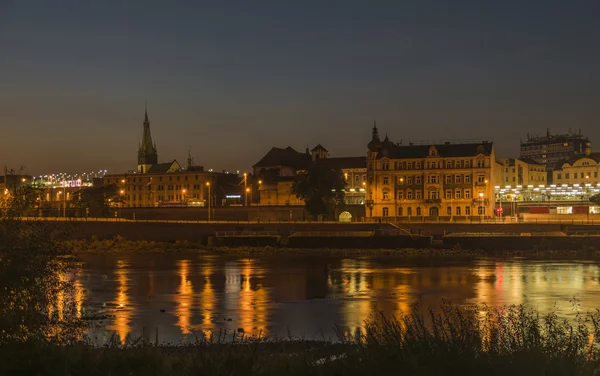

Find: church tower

[137,107,158,173]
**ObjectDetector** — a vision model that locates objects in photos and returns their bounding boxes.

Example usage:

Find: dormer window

[429,146,438,156]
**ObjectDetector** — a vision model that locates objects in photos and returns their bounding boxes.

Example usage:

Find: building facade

[252,145,366,206]
[366,124,496,219]
[495,158,546,187]
[103,109,241,208]
[552,148,600,187]
[520,129,590,173]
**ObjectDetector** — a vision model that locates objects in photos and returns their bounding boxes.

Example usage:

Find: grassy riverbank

[66,236,600,259]
[4,304,600,375]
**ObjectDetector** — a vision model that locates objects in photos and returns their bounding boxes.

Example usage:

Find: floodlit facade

[553,148,600,187]
[366,123,496,219]
[495,158,546,187]
[252,144,366,206]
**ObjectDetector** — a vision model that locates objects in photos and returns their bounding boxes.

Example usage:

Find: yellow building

[366,124,496,219]
[104,165,219,208]
[553,148,600,186]
[495,158,546,187]
[252,145,366,206]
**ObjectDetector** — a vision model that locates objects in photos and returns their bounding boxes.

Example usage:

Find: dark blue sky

[1,0,599,175]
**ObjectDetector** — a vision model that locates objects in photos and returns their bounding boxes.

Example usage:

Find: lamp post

[206,182,211,222]
[246,187,251,207]
[119,189,125,218]
[479,192,484,223]
[243,173,247,206]
[257,180,262,222]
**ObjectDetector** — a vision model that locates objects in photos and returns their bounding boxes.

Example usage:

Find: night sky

[1,1,599,175]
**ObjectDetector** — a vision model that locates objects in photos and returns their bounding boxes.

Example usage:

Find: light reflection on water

[75,253,600,344]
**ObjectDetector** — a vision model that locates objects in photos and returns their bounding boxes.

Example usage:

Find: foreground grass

[4,304,600,375]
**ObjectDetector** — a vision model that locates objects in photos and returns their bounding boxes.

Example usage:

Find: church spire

[138,106,158,173]
[187,146,193,169]
[372,121,380,141]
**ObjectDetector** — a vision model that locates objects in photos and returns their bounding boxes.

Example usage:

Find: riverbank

[67,237,600,259]
[4,305,600,375]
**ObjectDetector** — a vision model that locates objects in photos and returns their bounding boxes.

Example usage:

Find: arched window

[416,207,421,216]
[465,206,471,215]
[398,207,403,216]
[456,206,461,215]
[430,207,439,216]
[446,206,452,216]
[382,207,389,217]
[407,207,413,216]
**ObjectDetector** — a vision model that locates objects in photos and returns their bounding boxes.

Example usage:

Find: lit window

[382,207,389,217]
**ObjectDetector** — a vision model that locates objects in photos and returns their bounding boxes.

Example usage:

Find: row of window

[557,171,598,180]
[379,174,487,185]
[383,188,476,200]
[107,175,207,184]
[504,175,545,183]
[126,183,207,191]
[129,193,203,202]
[377,159,487,171]
[381,206,484,217]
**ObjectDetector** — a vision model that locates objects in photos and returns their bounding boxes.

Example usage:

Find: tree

[73,184,124,217]
[0,170,84,345]
[293,163,346,220]
[591,194,600,205]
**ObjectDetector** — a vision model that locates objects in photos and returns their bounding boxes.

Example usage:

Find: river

[72,252,600,344]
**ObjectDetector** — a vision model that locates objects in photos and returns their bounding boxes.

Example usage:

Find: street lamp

[257,180,262,221]
[246,187,251,207]
[206,182,211,222]
[243,173,247,206]
[119,189,125,218]
[479,192,484,222]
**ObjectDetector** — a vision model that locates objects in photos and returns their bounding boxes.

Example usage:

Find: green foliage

[73,183,124,217]
[590,194,600,205]
[293,164,346,220]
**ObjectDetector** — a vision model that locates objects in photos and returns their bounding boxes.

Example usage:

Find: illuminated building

[366,123,496,219]
[552,146,600,186]
[494,158,546,186]
[520,129,590,173]
[104,109,243,207]
[252,145,366,206]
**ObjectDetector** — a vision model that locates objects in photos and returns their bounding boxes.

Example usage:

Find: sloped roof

[519,157,543,165]
[318,157,366,170]
[311,144,328,152]
[253,146,311,169]
[379,142,494,159]
[564,152,600,166]
[147,160,180,173]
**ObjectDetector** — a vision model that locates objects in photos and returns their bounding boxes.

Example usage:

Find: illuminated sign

[61,180,82,188]
[225,195,241,199]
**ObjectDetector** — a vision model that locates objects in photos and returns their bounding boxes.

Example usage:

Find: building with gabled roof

[252,145,367,206]
[366,122,496,220]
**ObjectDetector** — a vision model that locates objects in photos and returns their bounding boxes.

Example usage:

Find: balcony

[424,199,442,204]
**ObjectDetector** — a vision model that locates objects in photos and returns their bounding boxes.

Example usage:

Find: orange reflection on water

[113,259,131,344]
[176,260,194,334]
[339,259,374,336]
[238,258,268,337]
[199,258,215,332]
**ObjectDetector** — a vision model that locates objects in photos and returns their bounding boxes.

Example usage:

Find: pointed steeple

[187,146,193,168]
[138,106,158,172]
[372,121,379,141]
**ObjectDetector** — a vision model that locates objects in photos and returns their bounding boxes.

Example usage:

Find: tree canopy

[591,194,600,205]
[292,163,346,220]
[73,184,125,217]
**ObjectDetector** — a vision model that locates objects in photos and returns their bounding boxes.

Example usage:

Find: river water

[73,252,600,344]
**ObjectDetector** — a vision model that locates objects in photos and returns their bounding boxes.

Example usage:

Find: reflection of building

[520,129,590,172]
[366,123,496,219]
[494,158,546,186]
[252,144,366,206]
[103,109,242,207]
